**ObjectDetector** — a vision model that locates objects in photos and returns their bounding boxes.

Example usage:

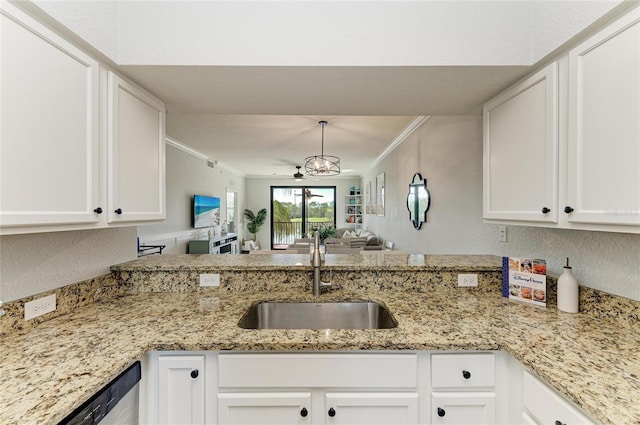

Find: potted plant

[311,225,337,243]
[244,208,267,241]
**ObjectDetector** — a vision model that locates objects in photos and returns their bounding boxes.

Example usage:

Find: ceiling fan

[293,165,304,181]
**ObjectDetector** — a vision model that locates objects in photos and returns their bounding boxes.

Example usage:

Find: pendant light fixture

[304,120,340,176]
[293,165,304,181]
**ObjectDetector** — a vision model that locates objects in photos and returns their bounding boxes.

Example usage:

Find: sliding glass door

[271,186,336,249]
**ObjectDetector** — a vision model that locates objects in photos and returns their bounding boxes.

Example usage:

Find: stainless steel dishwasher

[58,361,141,425]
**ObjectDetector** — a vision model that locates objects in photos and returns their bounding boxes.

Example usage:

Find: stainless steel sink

[238,301,397,329]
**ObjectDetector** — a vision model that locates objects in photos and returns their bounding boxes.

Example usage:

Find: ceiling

[29,0,624,179]
[122,65,530,178]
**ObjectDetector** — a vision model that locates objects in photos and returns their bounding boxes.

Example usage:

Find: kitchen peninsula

[1,254,638,424]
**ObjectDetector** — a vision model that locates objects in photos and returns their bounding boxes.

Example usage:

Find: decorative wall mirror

[407,173,431,229]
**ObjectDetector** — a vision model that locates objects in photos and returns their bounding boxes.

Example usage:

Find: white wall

[245,177,361,249]
[0,227,137,302]
[137,143,246,252]
[363,116,639,301]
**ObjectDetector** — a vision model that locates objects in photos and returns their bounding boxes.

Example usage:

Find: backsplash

[0,273,125,336]
[2,267,637,336]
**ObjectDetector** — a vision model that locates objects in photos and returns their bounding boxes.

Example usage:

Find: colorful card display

[502,257,547,307]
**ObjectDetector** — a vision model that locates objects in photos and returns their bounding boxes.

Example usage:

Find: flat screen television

[193,195,221,229]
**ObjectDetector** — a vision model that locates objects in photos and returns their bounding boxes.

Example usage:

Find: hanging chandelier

[304,120,340,176]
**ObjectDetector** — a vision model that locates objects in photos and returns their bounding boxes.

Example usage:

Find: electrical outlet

[499,226,507,242]
[24,294,56,320]
[458,274,478,287]
[199,273,220,287]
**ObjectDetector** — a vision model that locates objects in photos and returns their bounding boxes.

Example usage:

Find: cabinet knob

[114,208,123,215]
[564,206,574,214]
[462,370,471,379]
[300,407,308,417]
[190,369,199,379]
[328,407,336,417]
[541,207,550,214]
[437,407,446,417]
[93,207,103,214]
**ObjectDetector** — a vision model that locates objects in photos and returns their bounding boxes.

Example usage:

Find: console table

[188,234,238,254]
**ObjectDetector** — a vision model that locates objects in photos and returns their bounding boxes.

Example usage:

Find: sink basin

[238,301,397,330]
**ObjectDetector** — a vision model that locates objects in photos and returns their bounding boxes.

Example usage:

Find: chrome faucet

[312,231,331,296]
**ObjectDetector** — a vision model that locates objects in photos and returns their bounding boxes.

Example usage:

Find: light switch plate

[458,274,478,287]
[200,273,220,287]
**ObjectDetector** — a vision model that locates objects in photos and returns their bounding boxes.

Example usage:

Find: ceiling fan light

[293,165,304,181]
[304,121,341,176]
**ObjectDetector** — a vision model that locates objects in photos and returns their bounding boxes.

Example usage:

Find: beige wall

[138,143,245,237]
[363,116,639,300]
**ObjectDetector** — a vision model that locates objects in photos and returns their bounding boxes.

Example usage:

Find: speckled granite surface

[1,254,638,425]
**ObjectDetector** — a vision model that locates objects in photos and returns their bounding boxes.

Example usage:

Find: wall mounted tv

[193,195,221,229]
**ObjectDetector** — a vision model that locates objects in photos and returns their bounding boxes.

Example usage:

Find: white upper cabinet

[107,72,166,223]
[483,5,640,234]
[483,63,558,223]
[567,7,640,228]
[0,2,100,229]
[0,3,166,234]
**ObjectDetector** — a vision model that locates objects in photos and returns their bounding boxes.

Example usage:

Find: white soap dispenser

[557,258,579,313]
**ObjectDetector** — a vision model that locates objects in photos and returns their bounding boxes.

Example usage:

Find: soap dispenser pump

[557,258,579,313]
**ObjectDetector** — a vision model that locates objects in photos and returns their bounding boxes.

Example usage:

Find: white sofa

[325,228,383,250]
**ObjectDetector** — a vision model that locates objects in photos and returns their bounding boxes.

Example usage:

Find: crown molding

[367,116,430,172]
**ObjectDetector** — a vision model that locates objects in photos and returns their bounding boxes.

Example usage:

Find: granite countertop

[1,255,638,425]
[111,252,504,271]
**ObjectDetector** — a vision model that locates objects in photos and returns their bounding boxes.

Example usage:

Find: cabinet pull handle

[114,208,123,215]
[555,421,566,425]
[462,370,471,379]
[437,407,446,417]
[190,369,199,379]
[541,207,550,214]
[328,407,336,417]
[300,407,308,417]
[564,206,574,214]
[93,207,103,214]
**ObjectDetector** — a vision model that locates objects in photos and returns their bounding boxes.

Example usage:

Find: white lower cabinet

[142,350,599,425]
[142,352,214,425]
[523,371,596,425]
[217,353,420,425]
[325,392,419,425]
[430,353,497,425]
[158,354,206,424]
[218,392,311,425]
[430,393,495,424]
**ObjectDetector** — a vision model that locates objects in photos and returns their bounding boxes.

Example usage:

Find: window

[271,186,336,249]
[226,189,237,233]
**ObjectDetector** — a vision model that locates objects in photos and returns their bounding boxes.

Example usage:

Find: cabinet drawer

[219,353,417,388]
[523,371,596,425]
[431,353,495,389]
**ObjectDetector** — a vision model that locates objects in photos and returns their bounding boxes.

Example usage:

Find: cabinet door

[483,63,559,223]
[158,355,205,425]
[431,392,495,425]
[0,2,100,229]
[218,392,311,425]
[324,392,419,425]
[567,8,640,227]
[523,371,596,425]
[107,71,166,223]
